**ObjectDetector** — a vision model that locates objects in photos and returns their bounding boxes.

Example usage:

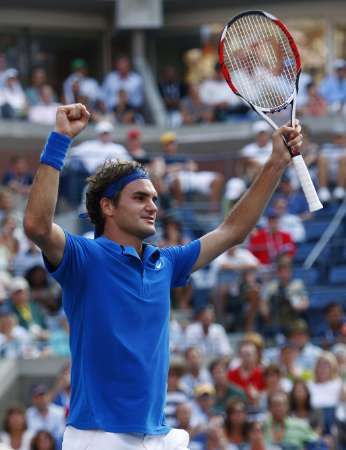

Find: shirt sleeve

[43,230,89,288]
[161,239,201,288]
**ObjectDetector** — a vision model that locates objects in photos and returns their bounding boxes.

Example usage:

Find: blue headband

[102,169,149,198]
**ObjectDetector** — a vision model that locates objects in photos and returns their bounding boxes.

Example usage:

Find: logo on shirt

[155,260,163,270]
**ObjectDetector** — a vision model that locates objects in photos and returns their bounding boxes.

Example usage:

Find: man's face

[200,308,214,328]
[32,393,48,411]
[327,305,343,326]
[211,363,227,384]
[176,403,191,426]
[256,131,270,147]
[240,343,257,369]
[164,141,178,155]
[108,179,158,240]
[270,394,289,421]
[11,289,29,306]
[116,57,130,76]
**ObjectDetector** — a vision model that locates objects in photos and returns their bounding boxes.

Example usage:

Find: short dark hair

[30,430,56,450]
[3,406,27,433]
[85,160,147,237]
[325,302,342,314]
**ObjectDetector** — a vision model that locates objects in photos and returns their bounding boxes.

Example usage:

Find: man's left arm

[193,123,302,271]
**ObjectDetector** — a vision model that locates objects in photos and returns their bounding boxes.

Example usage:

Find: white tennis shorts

[62,426,190,450]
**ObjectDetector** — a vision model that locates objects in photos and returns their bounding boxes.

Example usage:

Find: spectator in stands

[335,384,346,450]
[158,65,186,128]
[26,68,52,106]
[102,55,144,112]
[320,302,346,348]
[319,59,346,113]
[67,121,130,175]
[184,305,232,359]
[317,125,346,202]
[308,352,343,419]
[228,341,265,406]
[113,89,144,125]
[28,85,60,125]
[181,347,212,397]
[2,156,33,199]
[190,383,217,430]
[277,342,300,387]
[0,69,27,119]
[26,384,65,446]
[0,306,32,359]
[63,121,130,207]
[248,211,296,266]
[199,63,249,122]
[125,128,149,164]
[286,320,322,378]
[209,358,246,415]
[30,431,56,450]
[260,263,309,338]
[298,82,328,117]
[332,343,346,381]
[263,391,318,450]
[160,131,224,209]
[269,197,306,243]
[211,245,261,331]
[0,406,33,450]
[241,122,273,182]
[180,84,214,124]
[8,277,47,339]
[223,398,248,448]
[175,402,203,445]
[243,421,280,450]
[289,379,324,434]
[202,421,229,450]
[260,364,289,411]
[63,59,101,109]
[164,361,188,427]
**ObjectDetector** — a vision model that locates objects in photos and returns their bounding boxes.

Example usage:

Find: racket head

[219,10,301,113]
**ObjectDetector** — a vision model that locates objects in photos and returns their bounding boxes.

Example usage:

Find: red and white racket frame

[219,10,323,212]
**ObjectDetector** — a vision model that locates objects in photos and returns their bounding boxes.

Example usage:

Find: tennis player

[23,103,302,450]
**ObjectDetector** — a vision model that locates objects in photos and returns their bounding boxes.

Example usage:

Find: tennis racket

[219,10,323,212]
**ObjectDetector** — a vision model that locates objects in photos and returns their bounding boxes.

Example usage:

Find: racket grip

[292,155,323,212]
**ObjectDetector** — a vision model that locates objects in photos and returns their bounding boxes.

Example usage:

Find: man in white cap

[67,121,131,174]
[241,121,273,181]
[62,121,131,206]
[0,68,27,119]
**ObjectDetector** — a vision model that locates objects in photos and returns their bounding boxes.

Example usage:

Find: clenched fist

[55,103,90,138]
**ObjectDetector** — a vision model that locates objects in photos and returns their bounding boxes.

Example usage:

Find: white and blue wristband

[40,131,71,171]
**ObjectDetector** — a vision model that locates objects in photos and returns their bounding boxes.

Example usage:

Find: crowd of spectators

[0,54,145,126]
[0,52,346,449]
[0,50,345,128]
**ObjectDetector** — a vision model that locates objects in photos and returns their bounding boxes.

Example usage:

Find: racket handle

[292,155,323,212]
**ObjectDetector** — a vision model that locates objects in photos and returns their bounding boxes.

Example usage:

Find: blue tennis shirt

[45,232,200,435]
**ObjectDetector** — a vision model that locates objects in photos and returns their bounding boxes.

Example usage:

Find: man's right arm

[23,103,90,268]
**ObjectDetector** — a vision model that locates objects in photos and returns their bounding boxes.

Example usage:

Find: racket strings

[222,14,297,110]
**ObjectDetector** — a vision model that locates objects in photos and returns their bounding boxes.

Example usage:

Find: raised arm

[193,123,302,271]
[23,104,90,267]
